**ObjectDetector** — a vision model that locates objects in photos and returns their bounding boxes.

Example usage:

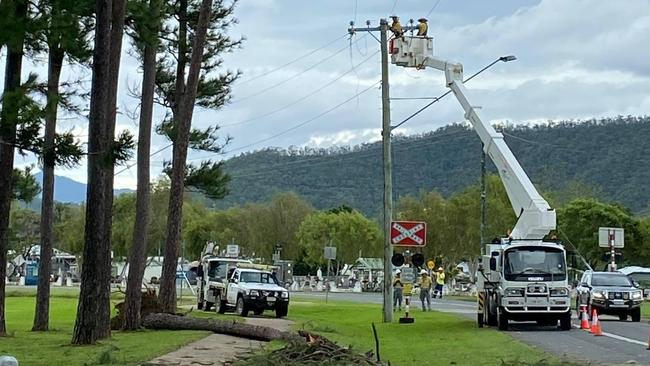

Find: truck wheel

[236,296,249,317]
[559,312,572,330]
[197,300,204,310]
[204,301,213,312]
[487,296,498,326]
[275,304,288,318]
[216,294,226,314]
[631,308,641,322]
[497,307,508,331]
[477,312,484,328]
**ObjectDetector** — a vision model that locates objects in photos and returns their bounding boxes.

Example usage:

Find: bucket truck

[390,37,571,330]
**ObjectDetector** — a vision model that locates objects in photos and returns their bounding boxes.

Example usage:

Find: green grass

[2,296,209,366]
[288,299,570,366]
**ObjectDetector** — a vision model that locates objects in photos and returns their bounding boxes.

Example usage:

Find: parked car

[576,271,643,322]
[220,267,290,318]
[619,266,650,297]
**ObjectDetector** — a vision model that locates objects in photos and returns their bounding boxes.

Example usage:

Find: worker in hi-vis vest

[392,270,403,311]
[417,17,428,37]
[433,267,445,299]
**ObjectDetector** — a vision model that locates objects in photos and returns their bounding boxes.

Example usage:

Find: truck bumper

[503,296,570,321]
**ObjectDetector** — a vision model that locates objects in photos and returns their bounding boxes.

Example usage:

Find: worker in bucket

[417,17,428,37]
[393,270,404,311]
[389,15,403,38]
[433,267,445,298]
[417,269,432,311]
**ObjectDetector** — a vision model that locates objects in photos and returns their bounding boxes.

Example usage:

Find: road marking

[572,324,648,347]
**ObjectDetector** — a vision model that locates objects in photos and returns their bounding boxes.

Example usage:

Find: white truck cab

[196,257,251,311]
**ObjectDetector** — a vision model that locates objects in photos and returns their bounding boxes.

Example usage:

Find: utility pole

[480,143,487,255]
[348,18,417,323]
[379,19,393,323]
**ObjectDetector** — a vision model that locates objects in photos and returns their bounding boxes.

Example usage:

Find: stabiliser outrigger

[390,36,571,330]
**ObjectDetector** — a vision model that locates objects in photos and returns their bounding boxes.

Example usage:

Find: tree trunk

[33,47,64,332]
[0,0,28,337]
[94,0,127,340]
[72,0,112,345]
[123,0,160,330]
[142,313,303,343]
[159,0,213,313]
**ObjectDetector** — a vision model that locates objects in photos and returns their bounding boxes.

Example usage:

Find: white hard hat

[395,269,401,274]
[438,267,444,271]
[420,269,427,275]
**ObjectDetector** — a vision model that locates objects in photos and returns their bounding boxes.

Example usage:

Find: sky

[6,0,650,189]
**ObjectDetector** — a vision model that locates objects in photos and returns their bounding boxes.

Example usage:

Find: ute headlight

[249,290,259,297]
[632,290,643,300]
[592,290,606,299]
[280,291,289,299]
[505,287,525,297]
[550,287,569,297]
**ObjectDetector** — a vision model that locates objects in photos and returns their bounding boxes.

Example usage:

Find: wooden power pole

[348,18,417,323]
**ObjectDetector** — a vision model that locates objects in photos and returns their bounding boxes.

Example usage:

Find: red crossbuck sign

[391,221,427,246]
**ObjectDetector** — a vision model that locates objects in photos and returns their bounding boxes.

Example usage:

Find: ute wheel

[560,313,572,331]
[618,314,628,321]
[236,296,249,317]
[497,307,508,331]
[276,304,288,318]
[216,294,226,314]
[631,308,641,322]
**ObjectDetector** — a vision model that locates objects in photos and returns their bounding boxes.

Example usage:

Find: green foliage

[184,160,231,200]
[12,165,41,203]
[557,198,645,269]
[296,210,382,265]
[8,205,40,253]
[219,117,650,216]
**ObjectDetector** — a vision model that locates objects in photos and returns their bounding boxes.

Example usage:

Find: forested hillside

[218,116,650,216]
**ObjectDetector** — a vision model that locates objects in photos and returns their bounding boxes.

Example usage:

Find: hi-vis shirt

[393,277,403,288]
[418,275,432,290]
[436,272,446,285]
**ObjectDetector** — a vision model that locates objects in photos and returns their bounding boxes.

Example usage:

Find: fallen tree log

[142,313,304,343]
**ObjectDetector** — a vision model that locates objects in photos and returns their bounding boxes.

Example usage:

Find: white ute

[220,267,290,318]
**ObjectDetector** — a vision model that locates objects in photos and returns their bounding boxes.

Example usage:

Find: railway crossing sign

[391,221,427,246]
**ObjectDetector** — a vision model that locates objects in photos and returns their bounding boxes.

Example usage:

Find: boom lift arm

[416,55,556,240]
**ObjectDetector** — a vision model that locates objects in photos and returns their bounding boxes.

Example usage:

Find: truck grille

[527,284,547,294]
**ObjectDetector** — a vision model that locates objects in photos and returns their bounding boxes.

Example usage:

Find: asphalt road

[295,291,650,365]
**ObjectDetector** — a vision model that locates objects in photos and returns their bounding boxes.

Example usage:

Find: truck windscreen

[504,247,566,281]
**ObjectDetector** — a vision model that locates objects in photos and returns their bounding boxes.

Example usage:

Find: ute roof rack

[236,263,279,271]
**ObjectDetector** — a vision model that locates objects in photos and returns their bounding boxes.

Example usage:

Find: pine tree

[155,0,240,312]
[122,0,163,330]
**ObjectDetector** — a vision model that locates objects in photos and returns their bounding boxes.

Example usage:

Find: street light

[391,54,518,130]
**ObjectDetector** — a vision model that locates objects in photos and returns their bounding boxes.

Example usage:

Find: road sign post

[324,246,337,304]
[599,227,624,272]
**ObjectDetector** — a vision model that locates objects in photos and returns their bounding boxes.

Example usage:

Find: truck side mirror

[489,257,497,271]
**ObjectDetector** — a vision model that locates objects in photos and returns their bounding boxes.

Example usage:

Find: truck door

[227,270,240,304]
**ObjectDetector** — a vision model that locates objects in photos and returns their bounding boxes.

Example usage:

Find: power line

[190,80,381,160]
[235,33,349,86]
[500,130,590,154]
[426,0,443,17]
[226,128,467,181]
[114,143,172,176]
[222,49,380,128]
[234,34,368,103]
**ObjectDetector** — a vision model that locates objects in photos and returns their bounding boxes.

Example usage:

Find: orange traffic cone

[580,305,590,330]
[590,308,602,336]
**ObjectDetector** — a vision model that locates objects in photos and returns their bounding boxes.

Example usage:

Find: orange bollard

[590,308,602,336]
[580,305,590,330]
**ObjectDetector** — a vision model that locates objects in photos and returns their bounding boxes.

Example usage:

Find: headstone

[353,281,362,293]
[0,355,18,366]
[65,275,73,287]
